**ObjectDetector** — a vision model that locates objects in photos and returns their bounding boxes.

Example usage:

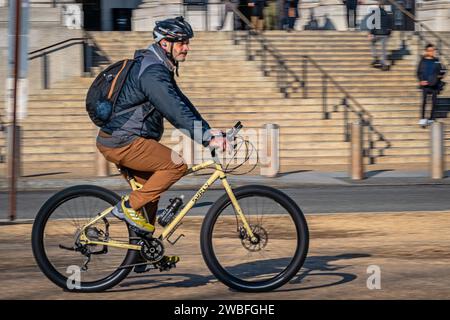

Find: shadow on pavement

[365,170,394,178]
[279,253,370,292]
[276,170,312,177]
[112,253,369,293]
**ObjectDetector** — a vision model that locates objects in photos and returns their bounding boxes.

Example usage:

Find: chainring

[140,238,165,263]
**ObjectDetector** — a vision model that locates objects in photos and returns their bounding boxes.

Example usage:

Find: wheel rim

[209,193,301,285]
[39,194,132,285]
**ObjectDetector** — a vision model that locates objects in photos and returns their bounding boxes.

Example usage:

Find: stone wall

[132,0,226,31]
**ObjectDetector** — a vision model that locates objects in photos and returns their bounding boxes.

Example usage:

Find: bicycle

[31,122,309,292]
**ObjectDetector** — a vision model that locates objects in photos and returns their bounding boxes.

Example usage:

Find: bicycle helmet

[153,16,194,43]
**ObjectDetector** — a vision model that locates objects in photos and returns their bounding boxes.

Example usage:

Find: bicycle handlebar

[210,121,243,159]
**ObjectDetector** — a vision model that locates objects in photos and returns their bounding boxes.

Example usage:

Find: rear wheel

[200,185,309,292]
[31,185,140,292]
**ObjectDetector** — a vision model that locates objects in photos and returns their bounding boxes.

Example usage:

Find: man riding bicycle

[96,17,228,241]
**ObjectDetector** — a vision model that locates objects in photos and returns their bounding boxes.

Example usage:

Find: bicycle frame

[78,159,256,251]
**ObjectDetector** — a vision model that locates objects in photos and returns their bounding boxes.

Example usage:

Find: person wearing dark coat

[416,44,447,126]
[284,0,299,31]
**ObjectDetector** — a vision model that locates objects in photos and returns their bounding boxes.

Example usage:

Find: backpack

[86,59,136,127]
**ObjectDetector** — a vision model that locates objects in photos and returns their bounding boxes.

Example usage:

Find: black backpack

[86,59,136,127]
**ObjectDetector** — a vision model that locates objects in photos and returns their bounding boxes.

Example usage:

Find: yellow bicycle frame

[78,160,256,250]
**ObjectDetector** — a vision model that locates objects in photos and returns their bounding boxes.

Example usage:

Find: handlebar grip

[226,121,243,141]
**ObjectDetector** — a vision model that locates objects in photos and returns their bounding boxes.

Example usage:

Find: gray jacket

[98,43,212,148]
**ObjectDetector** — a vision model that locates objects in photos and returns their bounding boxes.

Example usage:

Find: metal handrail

[227,1,390,163]
[385,0,449,64]
[386,0,450,47]
[28,37,86,59]
[27,32,110,89]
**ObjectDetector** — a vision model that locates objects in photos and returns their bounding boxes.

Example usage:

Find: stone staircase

[0,30,449,178]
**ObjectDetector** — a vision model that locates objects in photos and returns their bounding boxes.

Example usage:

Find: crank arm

[117,261,157,270]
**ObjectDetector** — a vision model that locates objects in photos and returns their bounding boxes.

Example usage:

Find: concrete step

[20,117,446,128]
[53,73,418,86]
[23,96,424,106]
[20,111,432,124]
[16,103,426,116]
[36,84,420,96]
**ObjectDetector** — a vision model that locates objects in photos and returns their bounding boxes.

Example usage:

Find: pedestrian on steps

[417,43,447,127]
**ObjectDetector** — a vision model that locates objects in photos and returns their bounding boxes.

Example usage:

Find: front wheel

[200,185,309,292]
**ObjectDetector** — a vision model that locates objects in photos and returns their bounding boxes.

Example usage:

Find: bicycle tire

[200,185,309,292]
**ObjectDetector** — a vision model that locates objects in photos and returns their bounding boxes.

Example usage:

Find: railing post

[280,61,288,98]
[367,123,375,164]
[260,123,280,177]
[262,43,268,76]
[42,54,49,89]
[343,99,350,142]
[83,40,93,76]
[276,60,281,92]
[437,38,443,55]
[303,56,308,99]
[430,122,445,179]
[322,75,328,119]
[349,121,365,180]
[246,31,253,61]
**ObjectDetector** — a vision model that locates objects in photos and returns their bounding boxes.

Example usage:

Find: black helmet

[153,16,194,43]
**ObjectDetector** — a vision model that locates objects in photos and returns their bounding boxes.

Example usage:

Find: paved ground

[1,211,450,299]
[1,185,450,221]
[1,170,450,193]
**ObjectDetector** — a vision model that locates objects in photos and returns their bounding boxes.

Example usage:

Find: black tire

[200,185,309,292]
[31,185,140,292]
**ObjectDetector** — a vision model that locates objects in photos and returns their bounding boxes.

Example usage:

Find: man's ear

[160,40,169,51]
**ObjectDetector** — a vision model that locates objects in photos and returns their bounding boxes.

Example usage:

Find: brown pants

[97,136,188,222]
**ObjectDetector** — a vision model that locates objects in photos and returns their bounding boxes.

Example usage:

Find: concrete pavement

[0,170,449,192]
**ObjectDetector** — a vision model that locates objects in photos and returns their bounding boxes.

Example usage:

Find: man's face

[161,39,190,62]
[425,46,436,58]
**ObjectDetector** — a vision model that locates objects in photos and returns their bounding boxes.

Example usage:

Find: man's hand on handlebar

[209,129,231,152]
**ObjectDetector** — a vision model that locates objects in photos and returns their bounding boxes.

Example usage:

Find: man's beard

[176,52,188,62]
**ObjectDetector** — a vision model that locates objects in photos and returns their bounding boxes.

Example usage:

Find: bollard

[350,121,365,180]
[430,122,444,179]
[260,123,280,177]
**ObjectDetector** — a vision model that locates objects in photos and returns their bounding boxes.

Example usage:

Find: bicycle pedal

[156,259,178,272]
[158,263,175,272]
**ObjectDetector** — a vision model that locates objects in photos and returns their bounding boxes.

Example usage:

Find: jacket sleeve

[139,64,212,147]
[417,58,424,81]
